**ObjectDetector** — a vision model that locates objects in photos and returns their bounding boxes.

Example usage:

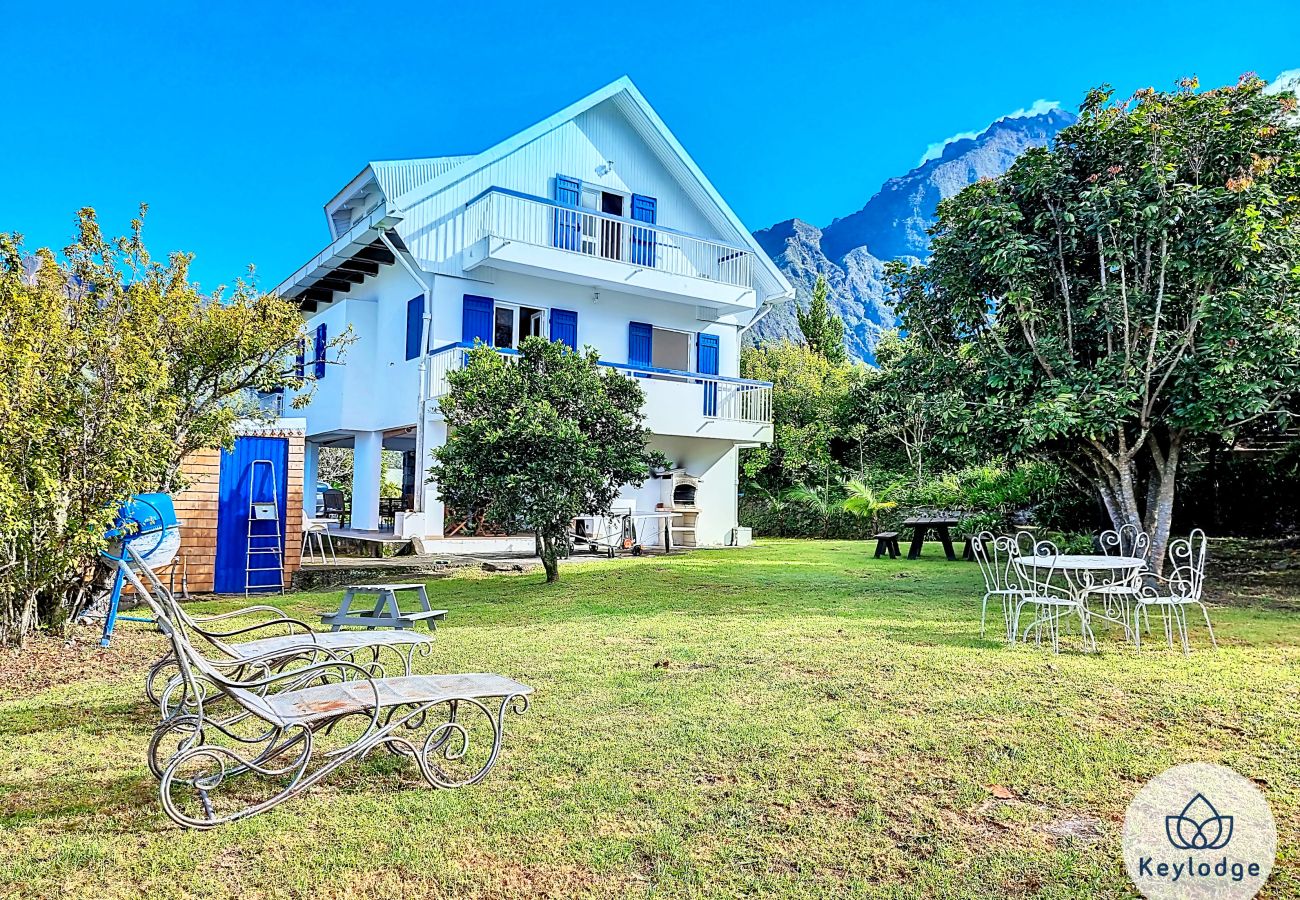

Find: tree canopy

[0,208,337,645]
[890,75,1300,565]
[430,337,662,582]
[796,276,848,365]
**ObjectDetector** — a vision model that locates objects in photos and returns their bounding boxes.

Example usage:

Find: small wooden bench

[873,532,901,559]
[322,583,447,632]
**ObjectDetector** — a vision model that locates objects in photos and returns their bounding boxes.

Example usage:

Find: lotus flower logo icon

[1165,793,1234,850]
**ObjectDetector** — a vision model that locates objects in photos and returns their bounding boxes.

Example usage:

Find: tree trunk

[0,588,40,648]
[539,530,561,583]
[1143,436,1181,574]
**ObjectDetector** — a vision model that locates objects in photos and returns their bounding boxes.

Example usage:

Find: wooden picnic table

[902,516,960,561]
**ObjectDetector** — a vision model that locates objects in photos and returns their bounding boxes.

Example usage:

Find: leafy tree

[0,209,333,645]
[796,276,848,365]
[891,75,1300,567]
[430,337,662,583]
[740,340,863,490]
[854,330,974,486]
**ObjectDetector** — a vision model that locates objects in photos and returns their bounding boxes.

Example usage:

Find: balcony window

[651,327,690,372]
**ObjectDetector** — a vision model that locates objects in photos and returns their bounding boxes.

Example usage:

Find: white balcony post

[422,419,447,538]
[302,440,319,518]
[350,430,383,531]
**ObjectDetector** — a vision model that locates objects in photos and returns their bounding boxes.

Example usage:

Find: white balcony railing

[465,188,754,290]
[427,342,772,426]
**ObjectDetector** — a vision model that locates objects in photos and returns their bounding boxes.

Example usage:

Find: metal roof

[369,155,474,200]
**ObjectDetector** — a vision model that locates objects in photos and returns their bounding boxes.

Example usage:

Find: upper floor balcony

[461,188,758,311]
[427,342,773,444]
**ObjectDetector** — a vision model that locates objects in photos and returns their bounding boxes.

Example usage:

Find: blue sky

[3,0,1298,292]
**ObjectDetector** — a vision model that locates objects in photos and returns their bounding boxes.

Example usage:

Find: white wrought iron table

[1014,554,1147,644]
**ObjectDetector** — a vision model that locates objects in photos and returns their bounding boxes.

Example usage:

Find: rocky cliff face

[751,108,1076,362]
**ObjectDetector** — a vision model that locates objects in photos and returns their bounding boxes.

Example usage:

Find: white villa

[276,76,792,549]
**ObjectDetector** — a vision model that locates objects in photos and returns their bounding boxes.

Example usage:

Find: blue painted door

[462,295,494,345]
[550,308,578,349]
[553,175,582,251]
[214,436,289,593]
[630,194,657,266]
[628,322,653,372]
[697,333,720,417]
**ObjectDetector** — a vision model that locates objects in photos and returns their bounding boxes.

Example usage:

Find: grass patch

[0,540,1296,898]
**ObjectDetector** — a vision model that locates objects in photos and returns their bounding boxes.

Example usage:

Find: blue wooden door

[553,175,582,251]
[697,333,720,417]
[630,194,657,266]
[628,322,653,373]
[214,436,289,593]
[550,308,578,349]
[462,295,494,345]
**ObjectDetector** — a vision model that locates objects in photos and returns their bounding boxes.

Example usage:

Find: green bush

[741,460,1093,539]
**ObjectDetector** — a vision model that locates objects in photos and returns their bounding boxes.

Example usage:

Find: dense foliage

[889,75,1300,567]
[739,335,1090,540]
[0,209,336,645]
[430,337,662,582]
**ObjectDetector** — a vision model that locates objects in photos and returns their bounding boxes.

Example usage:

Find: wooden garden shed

[171,419,306,593]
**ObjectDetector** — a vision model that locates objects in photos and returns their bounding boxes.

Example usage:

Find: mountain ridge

[750,107,1078,362]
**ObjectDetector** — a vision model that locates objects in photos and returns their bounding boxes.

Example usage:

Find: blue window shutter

[628,322,653,369]
[462,295,494,345]
[405,295,425,360]
[294,339,305,379]
[630,195,657,267]
[697,333,720,416]
[550,308,578,349]
[553,175,582,251]
[313,323,327,379]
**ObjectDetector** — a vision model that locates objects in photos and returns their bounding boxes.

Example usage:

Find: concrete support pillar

[422,419,447,538]
[302,440,319,518]
[350,430,383,531]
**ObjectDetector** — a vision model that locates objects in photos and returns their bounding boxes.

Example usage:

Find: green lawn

[1,540,1297,899]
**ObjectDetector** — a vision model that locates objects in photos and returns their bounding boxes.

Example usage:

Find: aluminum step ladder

[245,458,284,595]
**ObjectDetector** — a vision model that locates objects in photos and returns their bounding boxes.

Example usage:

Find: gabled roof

[369,155,475,203]
[383,77,792,303]
[286,78,793,306]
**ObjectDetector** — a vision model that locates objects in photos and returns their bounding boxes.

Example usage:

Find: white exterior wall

[289,264,424,436]
[284,91,778,546]
[427,269,739,376]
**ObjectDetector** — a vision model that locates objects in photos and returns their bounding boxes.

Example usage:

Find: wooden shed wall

[172,431,304,593]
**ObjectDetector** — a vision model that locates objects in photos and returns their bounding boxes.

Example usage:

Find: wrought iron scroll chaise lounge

[119,548,533,829]
[142,592,436,718]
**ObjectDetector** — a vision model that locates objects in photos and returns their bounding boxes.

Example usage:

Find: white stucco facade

[276,78,791,547]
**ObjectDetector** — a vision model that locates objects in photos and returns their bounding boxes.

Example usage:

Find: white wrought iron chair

[1085,524,1152,635]
[1011,539,1095,653]
[118,549,532,830]
[1133,529,1216,655]
[971,532,1025,641]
